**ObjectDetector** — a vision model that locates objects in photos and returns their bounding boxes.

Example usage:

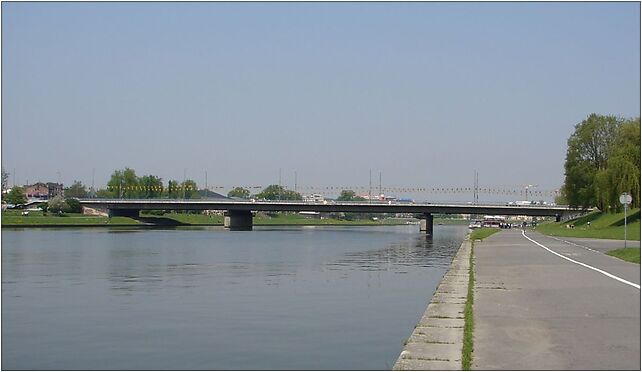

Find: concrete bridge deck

[79,198,575,215]
[78,199,581,234]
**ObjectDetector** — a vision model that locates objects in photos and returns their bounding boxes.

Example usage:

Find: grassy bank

[535,209,640,241]
[606,248,641,264]
[1,211,140,226]
[469,228,500,241]
[462,242,475,370]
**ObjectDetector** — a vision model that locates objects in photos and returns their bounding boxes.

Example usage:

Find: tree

[65,181,88,198]
[166,180,180,199]
[337,190,366,201]
[47,195,69,213]
[107,168,139,198]
[107,170,124,198]
[603,118,641,209]
[139,175,163,199]
[1,167,8,191]
[122,168,139,198]
[228,187,250,199]
[255,185,302,200]
[65,198,83,213]
[95,188,112,198]
[4,186,26,205]
[563,114,622,209]
[181,179,199,199]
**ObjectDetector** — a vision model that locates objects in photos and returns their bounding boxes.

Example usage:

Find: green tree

[5,186,26,205]
[65,181,88,198]
[122,168,139,198]
[255,185,302,200]
[603,118,641,209]
[95,188,112,198]
[64,198,83,213]
[337,190,366,201]
[181,179,199,199]
[140,175,163,199]
[47,195,69,213]
[107,170,124,198]
[107,168,139,198]
[228,187,251,199]
[563,114,622,209]
[166,180,180,199]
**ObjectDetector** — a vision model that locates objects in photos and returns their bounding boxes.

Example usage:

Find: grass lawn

[2,210,140,225]
[141,212,224,225]
[606,248,640,264]
[536,209,640,241]
[469,228,500,241]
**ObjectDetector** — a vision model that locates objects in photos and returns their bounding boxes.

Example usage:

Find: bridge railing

[78,197,571,209]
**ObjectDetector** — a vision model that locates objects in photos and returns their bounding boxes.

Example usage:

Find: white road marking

[522,230,640,290]
[547,235,599,253]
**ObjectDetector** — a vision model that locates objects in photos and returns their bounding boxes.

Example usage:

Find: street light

[525,184,538,203]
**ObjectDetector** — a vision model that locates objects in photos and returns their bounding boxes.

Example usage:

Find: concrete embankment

[393,239,471,370]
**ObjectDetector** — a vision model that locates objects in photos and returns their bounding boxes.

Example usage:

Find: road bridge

[79,199,581,235]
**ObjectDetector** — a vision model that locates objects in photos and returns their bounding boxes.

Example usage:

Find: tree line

[561,114,640,210]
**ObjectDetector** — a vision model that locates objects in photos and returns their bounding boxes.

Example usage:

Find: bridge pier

[419,213,434,236]
[108,209,140,218]
[224,210,253,231]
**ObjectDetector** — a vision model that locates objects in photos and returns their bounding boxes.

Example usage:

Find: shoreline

[393,238,472,370]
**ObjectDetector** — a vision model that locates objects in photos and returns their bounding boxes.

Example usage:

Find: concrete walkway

[474,229,640,370]
[543,235,640,253]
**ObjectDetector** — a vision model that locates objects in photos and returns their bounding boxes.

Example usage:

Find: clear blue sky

[2,2,639,201]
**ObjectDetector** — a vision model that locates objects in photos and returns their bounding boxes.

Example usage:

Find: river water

[2,225,467,370]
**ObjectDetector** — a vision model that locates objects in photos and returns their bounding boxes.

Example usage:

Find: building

[23,182,63,200]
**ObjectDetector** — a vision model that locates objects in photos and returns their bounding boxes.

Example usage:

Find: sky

[2,2,640,202]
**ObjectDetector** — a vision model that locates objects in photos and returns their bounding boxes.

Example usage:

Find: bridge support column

[108,209,140,218]
[419,213,434,236]
[224,210,253,231]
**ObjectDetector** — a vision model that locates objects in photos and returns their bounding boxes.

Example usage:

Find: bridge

[79,199,581,235]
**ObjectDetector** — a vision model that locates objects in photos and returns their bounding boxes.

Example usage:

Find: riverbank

[392,227,499,370]
[393,239,472,370]
[1,210,469,228]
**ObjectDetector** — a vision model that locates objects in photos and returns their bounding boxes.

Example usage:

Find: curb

[393,239,472,370]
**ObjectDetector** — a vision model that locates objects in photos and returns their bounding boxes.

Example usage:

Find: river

[2,225,467,370]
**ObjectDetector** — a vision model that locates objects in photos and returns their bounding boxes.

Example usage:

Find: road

[544,235,640,253]
[473,229,640,370]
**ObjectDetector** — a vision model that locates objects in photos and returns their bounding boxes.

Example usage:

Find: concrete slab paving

[408,326,463,344]
[393,357,460,370]
[473,229,640,370]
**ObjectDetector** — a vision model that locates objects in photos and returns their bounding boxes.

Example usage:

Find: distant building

[24,182,63,199]
[303,194,325,203]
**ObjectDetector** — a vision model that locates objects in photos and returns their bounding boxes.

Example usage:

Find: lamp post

[525,184,538,203]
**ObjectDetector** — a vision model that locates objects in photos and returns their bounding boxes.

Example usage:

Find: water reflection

[3,225,467,370]
[326,234,458,272]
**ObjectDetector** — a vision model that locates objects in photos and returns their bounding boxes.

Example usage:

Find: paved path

[544,235,640,254]
[473,229,640,370]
